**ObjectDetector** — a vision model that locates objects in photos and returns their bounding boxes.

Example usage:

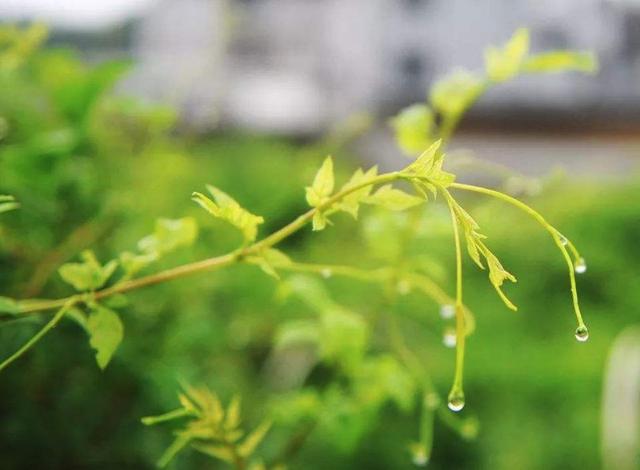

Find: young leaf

[485,28,530,82]
[430,70,484,117]
[137,217,198,256]
[364,185,424,211]
[192,186,264,242]
[192,443,234,463]
[390,104,434,155]
[337,166,378,218]
[86,305,124,369]
[522,51,598,74]
[305,156,334,207]
[58,250,118,292]
[249,248,291,279]
[119,251,158,278]
[237,421,272,458]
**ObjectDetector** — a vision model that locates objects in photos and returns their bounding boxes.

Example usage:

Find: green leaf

[86,305,124,369]
[58,250,118,291]
[319,308,368,372]
[138,217,198,257]
[157,433,192,468]
[485,28,530,82]
[305,156,334,207]
[337,166,378,218]
[430,69,484,117]
[0,296,20,314]
[119,251,157,278]
[355,355,416,412]
[225,395,242,431]
[192,186,264,242]
[237,421,272,458]
[311,211,330,231]
[192,443,234,463]
[249,248,291,279]
[522,51,598,74]
[364,185,424,211]
[390,104,434,155]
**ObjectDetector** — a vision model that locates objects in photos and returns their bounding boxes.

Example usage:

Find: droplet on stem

[410,445,429,467]
[558,234,568,246]
[442,328,457,348]
[575,325,589,342]
[397,280,411,295]
[440,304,455,319]
[447,390,465,412]
[574,257,587,274]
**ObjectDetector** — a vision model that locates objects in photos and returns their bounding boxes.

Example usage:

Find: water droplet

[574,257,587,274]
[558,234,568,246]
[410,446,429,467]
[442,329,457,348]
[321,268,333,279]
[460,417,480,440]
[439,304,455,319]
[575,325,589,342]
[447,390,465,412]
[397,280,411,295]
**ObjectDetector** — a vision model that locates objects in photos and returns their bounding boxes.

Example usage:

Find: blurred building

[3,0,640,133]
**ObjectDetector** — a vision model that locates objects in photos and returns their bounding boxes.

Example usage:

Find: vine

[0,27,597,467]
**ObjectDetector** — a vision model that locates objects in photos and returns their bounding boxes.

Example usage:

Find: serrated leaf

[485,28,530,82]
[58,250,118,291]
[306,156,334,207]
[86,305,124,369]
[238,421,272,458]
[337,165,378,218]
[312,211,329,231]
[225,395,242,430]
[193,443,234,463]
[250,248,291,279]
[157,433,192,468]
[390,104,434,155]
[522,51,598,74]
[192,186,264,242]
[364,185,423,211]
[430,69,484,117]
[137,217,198,257]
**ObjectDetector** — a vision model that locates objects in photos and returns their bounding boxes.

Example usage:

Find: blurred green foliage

[0,24,637,470]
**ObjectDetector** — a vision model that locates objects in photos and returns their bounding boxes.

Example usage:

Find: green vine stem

[449,182,587,334]
[0,296,78,372]
[443,190,466,411]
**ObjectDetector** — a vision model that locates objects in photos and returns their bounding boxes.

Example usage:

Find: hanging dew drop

[410,446,429,467]
[321,268,333,279]
[574,257,587,274]
[440,304,455,319]
[447,391,465,412]
[575,325,589,342]
[442,328,457,348]
[397,280,411,295]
